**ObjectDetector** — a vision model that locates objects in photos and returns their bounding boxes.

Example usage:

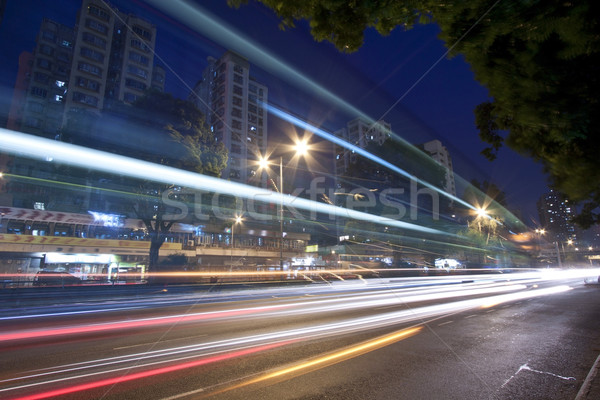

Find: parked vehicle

[33,270,81,286]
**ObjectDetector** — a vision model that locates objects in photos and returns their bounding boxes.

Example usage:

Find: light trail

[0,304,285,342]
[4,341,292,400]
[0,279,526,344]
[215,326,423,396]
[264,103,475,210]
[0,128,449,237]
[0,283,573,399]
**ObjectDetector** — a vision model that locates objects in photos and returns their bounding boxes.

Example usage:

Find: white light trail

[0,128,449,236]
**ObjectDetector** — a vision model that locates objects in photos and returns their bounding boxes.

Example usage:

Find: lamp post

[535,228,546,258]
[230,216,242,268]
[258,139,309,271]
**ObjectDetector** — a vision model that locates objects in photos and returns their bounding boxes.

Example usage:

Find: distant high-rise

[333,117,391,180]
[189,51,268,185]
[7,0,164,138]
[422,140,456,197]
[537,190,576,242]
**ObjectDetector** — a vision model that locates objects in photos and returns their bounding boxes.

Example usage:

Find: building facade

[7,0,164,138]
[422,139,456,197]
[189,51,268,185]
[333,117,391,179]
[537,190,577,243]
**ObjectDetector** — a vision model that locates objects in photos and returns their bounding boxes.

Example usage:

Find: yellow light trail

[209,326,422,396]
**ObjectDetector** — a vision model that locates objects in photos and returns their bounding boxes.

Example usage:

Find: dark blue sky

[0,0,548,224]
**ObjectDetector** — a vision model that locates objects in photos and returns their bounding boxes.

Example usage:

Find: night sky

[0,0,548,224]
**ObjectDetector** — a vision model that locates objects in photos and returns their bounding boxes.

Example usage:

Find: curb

[575,353,600,400]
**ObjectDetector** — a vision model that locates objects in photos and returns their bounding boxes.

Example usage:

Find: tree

[125,92,227,274]
[74,92,228,276]
[229,0,600,226]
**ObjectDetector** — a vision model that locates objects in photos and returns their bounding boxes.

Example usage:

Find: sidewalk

[575,353,600,400]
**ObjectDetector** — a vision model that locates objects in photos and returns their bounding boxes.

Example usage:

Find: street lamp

[231,215,243,249]
[257,139,310,270]
[230,215,243,269]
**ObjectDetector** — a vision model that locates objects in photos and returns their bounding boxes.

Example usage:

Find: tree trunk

[147,233,164,284]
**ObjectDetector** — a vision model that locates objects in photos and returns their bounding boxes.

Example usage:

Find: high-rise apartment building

[189,51,268,185]
[537,190,577,242]
[14,18,74,138]
[8,0,164,138]
[422,139,456,197]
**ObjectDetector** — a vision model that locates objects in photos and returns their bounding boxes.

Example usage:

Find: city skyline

[0,0,548,224]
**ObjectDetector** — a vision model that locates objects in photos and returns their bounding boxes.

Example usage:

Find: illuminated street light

[258,139,310,269]
[295,138,309,157]
[567,239,573,245]
[231,215,243,249]
[475,207,488,218]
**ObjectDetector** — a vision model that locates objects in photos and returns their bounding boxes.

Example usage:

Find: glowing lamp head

[295,139,309,156]
[258,156,270,170]
[475,207,488,218]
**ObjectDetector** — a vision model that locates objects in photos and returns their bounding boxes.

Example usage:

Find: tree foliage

[127,92,228,272]
[230,0,600,226]
[62,92,228,273]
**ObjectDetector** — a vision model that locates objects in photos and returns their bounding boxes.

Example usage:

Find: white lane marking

[501,363,575,388]
[437,320,454,326]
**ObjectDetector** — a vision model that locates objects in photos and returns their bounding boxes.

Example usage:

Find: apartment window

[54,94,64,102]
[39,44,53,56]
[56,51,70,62]
[130,39,150,52]
[248,104,257,114]
[249,84,257,93]
[80,46,104,62]
[233,64,243,74]
[231,119,242,130]
[78,61,102,76]
[55,80,66,88]
[37,58,52,70]
[28,102,44,113]
[233,74,243,84]
[231,144,241,154]
[76,76,100,92]
[60,39,73,48]
[33,72,50,84]
[125,78,147,91]
[41,30,56,42]
[85,18,108,35]
[231,107,242,118]
[88,4,110,21]
[132,25,152,40]
[30,87,47,98]
[233,85,243,96]
[127,65,148,79]
[128,51,149,66]
[248,114,257,123]
[73,91,99,106]
[82,32,106,49]
[56,65,68,76]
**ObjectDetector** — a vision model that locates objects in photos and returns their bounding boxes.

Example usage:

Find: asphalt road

[1,269,599,400]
